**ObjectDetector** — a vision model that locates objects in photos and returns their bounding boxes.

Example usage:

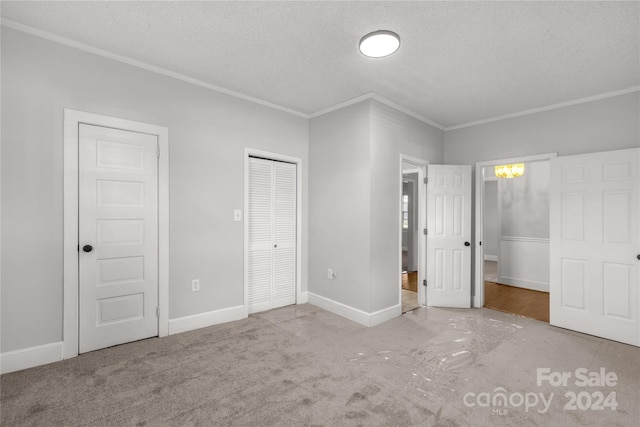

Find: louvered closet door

[248,157,297,314]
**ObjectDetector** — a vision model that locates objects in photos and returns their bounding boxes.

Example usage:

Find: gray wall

[369,101,444,312]
[444,92,640,164]
[499,161,550,239]
[445,91,638,298]
[308,102,372,312]
[483,180,498,258]
[309,100,444,313]
[1,28,309,353]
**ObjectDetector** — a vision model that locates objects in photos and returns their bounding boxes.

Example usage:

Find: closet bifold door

[248,157,296,314]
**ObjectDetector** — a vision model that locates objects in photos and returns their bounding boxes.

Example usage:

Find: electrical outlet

[327,268,336,280]
[192,279,200,292]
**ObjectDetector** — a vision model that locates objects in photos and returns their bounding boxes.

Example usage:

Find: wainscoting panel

[499,236,550,292]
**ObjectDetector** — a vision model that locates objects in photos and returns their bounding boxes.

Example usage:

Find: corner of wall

[307,99,373,313]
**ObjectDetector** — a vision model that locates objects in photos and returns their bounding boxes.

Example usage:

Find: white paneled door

[550,148,639,346]
[248,157,297,313]
[79,124,159,353]
[427,165,472,307]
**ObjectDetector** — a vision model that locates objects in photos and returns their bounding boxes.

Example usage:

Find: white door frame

[63,109,169,359]
[473,152,557,308]
[244,148,303,312]
[399,155,428,307]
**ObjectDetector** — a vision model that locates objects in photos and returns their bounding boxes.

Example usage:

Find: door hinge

[423,279,427,287]
[156,306,160,317]
[424,177,428,184]
[424,229,428,235]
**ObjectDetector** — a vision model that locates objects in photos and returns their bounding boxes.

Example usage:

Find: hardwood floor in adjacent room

[402,271,417,292]
[484,281,550,322]
[483,261,549,322]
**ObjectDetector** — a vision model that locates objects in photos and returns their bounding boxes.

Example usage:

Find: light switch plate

[234,209,242,221]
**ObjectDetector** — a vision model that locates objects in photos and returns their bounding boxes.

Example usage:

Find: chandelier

[494,163,525,179]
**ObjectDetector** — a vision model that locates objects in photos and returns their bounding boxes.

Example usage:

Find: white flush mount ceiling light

[359,30,400,58]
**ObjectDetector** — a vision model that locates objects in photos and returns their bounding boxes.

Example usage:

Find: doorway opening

[475,154,556,322]
[399,156,427,313]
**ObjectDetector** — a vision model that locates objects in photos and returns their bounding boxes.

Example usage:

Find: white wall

[1,28,309,353]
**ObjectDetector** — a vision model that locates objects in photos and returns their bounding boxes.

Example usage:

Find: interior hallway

[1,304,637,426]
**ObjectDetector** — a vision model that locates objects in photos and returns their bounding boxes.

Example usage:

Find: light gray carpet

[1,304,638,426]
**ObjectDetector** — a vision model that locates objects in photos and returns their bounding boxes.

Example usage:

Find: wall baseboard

[498,276,549,293]
[307,292,400,327]
[369,303,402,327]
[1,341,63,374]
[297,291,308,304]
[168,305,247,335]
[308,292,370,326]
[500,236,550,244]
[2,299,308,373]
[484,255,498,262]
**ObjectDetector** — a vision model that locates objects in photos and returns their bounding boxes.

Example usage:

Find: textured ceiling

[2,1,638,128]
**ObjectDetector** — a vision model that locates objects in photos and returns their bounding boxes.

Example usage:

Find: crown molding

[2,17,446,129]
[308,93,374,119]
[445,86,640,131]
[369,94,445,130]
[4,18,637,132]
[309,93,446,130]
[1,19,309,119]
